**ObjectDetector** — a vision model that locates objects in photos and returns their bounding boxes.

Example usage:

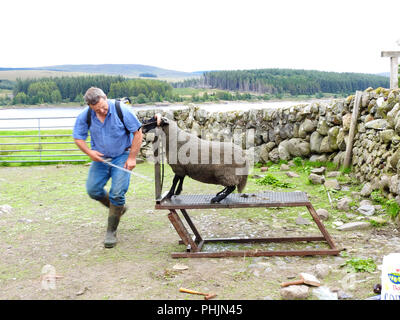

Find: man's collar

[106,99,112,116]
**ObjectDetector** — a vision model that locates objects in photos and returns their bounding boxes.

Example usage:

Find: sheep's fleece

[142,116,249,201]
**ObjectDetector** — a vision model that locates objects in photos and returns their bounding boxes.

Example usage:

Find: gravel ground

[0,162,399,300]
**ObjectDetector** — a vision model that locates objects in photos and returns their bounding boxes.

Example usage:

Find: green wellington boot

[104,203,127,248]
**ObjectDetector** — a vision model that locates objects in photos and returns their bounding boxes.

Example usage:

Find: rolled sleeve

[121,104,142,133]
[73,108,89,140]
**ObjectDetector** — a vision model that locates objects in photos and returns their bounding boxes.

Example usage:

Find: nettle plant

[370,190,400,219]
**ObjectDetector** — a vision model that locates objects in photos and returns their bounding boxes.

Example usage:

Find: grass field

[172,87,345,101]
[172,87,225,97]
[0,89,12,98]
[172,87,209,96]
[0,129,90,165]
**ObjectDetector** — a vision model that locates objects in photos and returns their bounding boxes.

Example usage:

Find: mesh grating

[158,191,309,208]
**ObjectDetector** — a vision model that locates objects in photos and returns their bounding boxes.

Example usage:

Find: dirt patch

[0,162,399,300]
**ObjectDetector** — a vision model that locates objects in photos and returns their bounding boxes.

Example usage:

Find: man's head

[84,87,108,116]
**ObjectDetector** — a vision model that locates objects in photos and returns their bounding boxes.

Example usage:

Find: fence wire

[0,116,90,163]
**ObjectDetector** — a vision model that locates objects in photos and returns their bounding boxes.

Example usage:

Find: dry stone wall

[137,87,400,198]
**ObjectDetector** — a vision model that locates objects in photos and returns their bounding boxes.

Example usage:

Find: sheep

[141,115,249,203]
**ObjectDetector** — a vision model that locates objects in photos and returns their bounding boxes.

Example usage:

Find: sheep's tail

[237,175,248,193]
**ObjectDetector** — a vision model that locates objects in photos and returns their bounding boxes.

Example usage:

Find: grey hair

[84,87,106,105]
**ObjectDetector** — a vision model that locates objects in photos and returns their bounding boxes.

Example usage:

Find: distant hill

[0,70,89,81]
[0,64,199,80]
[0,67,36,71]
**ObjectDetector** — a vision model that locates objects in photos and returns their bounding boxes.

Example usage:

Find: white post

[381,51,400,89]
[390,56,399,89]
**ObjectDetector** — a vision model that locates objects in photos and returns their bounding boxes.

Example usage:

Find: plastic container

[381,253,400,300]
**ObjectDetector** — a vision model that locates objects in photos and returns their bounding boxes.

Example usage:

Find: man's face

[90,97,108,116]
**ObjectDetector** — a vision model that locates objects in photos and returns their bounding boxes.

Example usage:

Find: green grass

[172,88,210,96]
[385,199,400,219]
[343,257,377,273]
[0,89,12,98]
[246,159,380,225]
[255,174,293,188]
[370,190,400,218]
[0,129,90,165]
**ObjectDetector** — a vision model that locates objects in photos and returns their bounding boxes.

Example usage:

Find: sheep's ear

[161,117,170,126]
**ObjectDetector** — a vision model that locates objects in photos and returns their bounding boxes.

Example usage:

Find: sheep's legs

[215,186,228,196]
[175,176,185,195]
[166,174,185,198]
[211,186,236,203]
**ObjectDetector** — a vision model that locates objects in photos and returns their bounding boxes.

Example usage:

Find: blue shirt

[73,99,142,158]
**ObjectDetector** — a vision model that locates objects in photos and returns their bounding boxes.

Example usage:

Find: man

[73,87,142,248]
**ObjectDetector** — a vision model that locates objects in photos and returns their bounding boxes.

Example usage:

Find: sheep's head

[141,115,169,134]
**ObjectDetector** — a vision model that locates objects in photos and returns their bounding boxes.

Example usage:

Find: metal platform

[156,191,310,209]
[152,137,340,258]
[155,191,341,258]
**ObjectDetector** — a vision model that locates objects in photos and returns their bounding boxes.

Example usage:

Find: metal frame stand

[152,135,341,258]
[155,193,341,258]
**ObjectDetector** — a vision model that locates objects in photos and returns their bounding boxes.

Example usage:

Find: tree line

[0,80,15,90]
[108,79,175,103]
[12,75,125,104]
[10,75,179,105]
[172,68,390,95]
[2,68,395,107]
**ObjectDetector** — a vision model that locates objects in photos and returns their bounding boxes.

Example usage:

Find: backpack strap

[115,100,131,136]
[86,106,92,128]
[86,99,130,135]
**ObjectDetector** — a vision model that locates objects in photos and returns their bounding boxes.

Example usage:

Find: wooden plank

[343,90,362,169]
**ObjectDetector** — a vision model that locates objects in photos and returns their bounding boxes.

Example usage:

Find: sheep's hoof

[210,195,223,203]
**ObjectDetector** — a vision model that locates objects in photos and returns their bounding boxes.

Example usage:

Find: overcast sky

[1,0,399,74]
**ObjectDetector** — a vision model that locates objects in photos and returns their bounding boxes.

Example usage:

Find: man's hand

[155,113,162,126]
[124,128,142,171]
[124,157,136,171]
[88,150,104,162]
[74,139,104,162]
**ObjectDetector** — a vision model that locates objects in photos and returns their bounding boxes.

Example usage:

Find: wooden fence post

[343,90,362,169]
